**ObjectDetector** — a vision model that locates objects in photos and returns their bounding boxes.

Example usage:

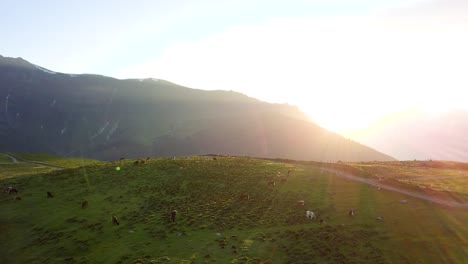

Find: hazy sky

[2,0,467,132]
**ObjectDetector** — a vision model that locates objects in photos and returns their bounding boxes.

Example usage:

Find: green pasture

[1,156,466,263]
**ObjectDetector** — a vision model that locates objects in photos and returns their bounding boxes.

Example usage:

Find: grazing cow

[134,160,140,165]
[7,187,18,195]
[288,169,293,176]
[306,211,316,219]
[280,178,287,183]
[213,157,217,161]
[239,194,250,201]
[268,181,276,187]
[112,216,120,225]
[349,209,355,216]
[171,210,177,222]
[298,200,305,207]
[47,191,54,198]
[81,200,88,208]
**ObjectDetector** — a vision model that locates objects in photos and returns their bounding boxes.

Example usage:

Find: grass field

[0,156,467,263]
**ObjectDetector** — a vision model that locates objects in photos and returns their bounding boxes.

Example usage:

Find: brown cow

[280,178,287,183]
[81,200,88,208]
[268,181,276,187]
[112,216,120,225]
[171,210,177,222]
[298,200,305,207]
[239,194,250,201]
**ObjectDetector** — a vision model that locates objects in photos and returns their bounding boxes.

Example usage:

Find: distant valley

[345,110,468,162]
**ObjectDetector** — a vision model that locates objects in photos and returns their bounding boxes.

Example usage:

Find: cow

[298,200,305,207]
[81,200,88,208]
[239,194,250,201]
[112,216,120,225]
[288,169,293,176]
[213,157,217,161]
[349,209,355,216]
[376,216,384,221]
[306,211,316,219]
[47,191,54,198]
[171,210,177,222]
[7,187,18,195]
[280,178,287,183]
[268,181,276,187]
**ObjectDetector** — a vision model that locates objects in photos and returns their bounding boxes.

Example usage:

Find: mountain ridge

[0,55,394,161]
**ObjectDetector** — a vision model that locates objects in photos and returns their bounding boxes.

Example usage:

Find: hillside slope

[0,55,394,161]
[0,156,466,263]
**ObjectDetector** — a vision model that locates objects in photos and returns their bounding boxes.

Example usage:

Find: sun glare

[121,11,468,134]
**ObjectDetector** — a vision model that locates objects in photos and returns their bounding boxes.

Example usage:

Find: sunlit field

[348,161,468,200]
[1,156,466,263]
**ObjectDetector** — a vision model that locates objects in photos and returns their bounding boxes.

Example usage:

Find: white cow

[306,211,316,219]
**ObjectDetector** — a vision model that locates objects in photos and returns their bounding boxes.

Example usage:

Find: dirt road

[4,153,18,163]
[323,168,468,209]
[0,153,64,169]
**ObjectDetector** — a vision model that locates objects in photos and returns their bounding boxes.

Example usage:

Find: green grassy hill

[1,156,466,263]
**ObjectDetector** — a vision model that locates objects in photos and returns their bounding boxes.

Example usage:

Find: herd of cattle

[3,163,388,226]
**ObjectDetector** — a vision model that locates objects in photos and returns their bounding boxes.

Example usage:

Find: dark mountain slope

[0,55,394,161]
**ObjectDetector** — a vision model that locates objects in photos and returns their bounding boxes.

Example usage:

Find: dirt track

[4,153,18,163]
[323,168,468,209]
[0,153,64,169]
